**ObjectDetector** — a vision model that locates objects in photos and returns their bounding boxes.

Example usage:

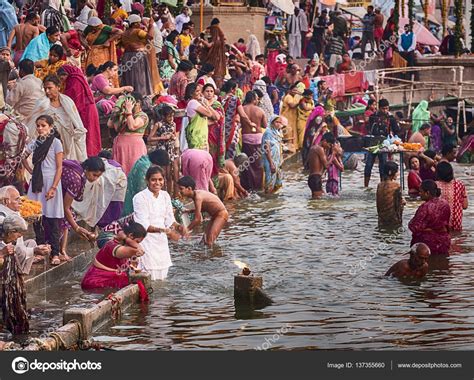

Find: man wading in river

[385,243,430,279]
[307,132,335,199]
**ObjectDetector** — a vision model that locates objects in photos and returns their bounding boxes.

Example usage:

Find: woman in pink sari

[408,180,451,255]
[81,222,147,291]
[57,65,102,156]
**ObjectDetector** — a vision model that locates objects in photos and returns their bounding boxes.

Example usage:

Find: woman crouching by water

[408,179,451,255]
[81,222,146,291]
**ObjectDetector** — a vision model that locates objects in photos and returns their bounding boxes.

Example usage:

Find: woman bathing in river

[81,222,146,291]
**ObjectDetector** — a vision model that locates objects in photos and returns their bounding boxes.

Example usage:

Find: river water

[86,158,473,350]
[8,158,472,349]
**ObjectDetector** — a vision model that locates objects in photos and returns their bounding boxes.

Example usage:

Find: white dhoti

[288,34,302,58]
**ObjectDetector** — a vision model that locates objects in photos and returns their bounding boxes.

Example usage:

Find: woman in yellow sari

[83,17,121,87]
[34,45,67,81]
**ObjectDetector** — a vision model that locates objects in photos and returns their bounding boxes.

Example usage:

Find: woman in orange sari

[120,15,163,97]
[83,17,121,87]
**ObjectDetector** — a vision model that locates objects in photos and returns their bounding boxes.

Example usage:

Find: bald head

[411,243,431,260]
[0,186,21,212]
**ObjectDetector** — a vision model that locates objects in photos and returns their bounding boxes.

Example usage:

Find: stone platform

[190,5,267,49]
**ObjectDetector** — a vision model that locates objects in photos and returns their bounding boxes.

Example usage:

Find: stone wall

[190,6,267,51]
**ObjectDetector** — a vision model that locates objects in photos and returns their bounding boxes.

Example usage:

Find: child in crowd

[177,176,228,247]
[148,105,178,196]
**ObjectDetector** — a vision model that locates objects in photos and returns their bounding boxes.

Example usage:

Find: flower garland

[144,0,152,17]
[471,0,474,52]
[441,0,447,37]
[104,0,111,19]
[401,0,405,17]
[394,0,400,33]
[454,0,463,56]
[408,0,414,28]
[424,0,429,27]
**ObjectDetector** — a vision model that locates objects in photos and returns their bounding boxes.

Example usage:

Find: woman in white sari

[25,74,87,162]
[132,166,187,280]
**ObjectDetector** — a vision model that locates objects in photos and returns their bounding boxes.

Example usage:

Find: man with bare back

[240,90,267,191]
[7,12,42,64]
[307,132,335,199]
[178,176,229,246]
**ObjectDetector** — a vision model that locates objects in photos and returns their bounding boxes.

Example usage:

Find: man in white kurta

[132,187,175,280]
[287,7,303,59]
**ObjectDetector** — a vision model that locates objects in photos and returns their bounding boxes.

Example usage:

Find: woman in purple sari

[408,179,451,255]
[59,157,106,263]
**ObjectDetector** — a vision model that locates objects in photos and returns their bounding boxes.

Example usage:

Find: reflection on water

[19,161,474,349]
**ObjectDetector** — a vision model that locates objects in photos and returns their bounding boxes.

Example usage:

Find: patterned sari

[262,122,283,193]
[207,99,225,177]
[222,94,241,159]
[159,40,180,82]
[84,25,118,87]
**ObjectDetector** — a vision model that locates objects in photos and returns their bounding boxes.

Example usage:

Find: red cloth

[408,170,422,196]
[136,280,149,302]
[408,197,451,255]
[319,74,345,97]
[62,65,102,156]
[344,71,368,93]
[266,50,279,82]
[436,180,467,231]
[81,241,129,290]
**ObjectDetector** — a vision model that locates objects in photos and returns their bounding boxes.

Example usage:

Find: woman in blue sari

[262,115,284,193]
[21,25,61,62]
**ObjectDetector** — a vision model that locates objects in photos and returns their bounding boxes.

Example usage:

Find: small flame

[233,260,249,270]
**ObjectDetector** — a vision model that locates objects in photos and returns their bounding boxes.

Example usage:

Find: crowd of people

[0,0,471,318]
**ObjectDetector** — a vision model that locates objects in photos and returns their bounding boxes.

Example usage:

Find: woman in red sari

[408,180,451,255]
[58,65,102,156]
[81,222,147,291]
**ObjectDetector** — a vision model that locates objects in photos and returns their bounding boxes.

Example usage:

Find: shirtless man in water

[178,176,229,246]
[307,132,335,199]
[385,243,430,279]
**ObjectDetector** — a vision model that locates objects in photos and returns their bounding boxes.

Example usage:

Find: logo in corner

[12,357,29,375]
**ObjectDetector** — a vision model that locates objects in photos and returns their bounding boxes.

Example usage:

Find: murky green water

[12,158,474,350]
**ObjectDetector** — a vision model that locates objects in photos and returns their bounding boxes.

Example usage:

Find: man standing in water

[364,99,400,187]
[178,176,229,247]
[385,243,430,279]
[307,132,335,199]
[241,91,267,192]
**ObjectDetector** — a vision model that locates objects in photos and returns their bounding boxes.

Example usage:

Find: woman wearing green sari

[183,83,220,151]
[159,30,181,86]
[83,17,121,87]
[412,100,430,133]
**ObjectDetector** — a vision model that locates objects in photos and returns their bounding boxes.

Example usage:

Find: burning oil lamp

[233,260,272,308]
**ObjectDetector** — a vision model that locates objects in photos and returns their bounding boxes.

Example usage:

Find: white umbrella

[270,0,295,14]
